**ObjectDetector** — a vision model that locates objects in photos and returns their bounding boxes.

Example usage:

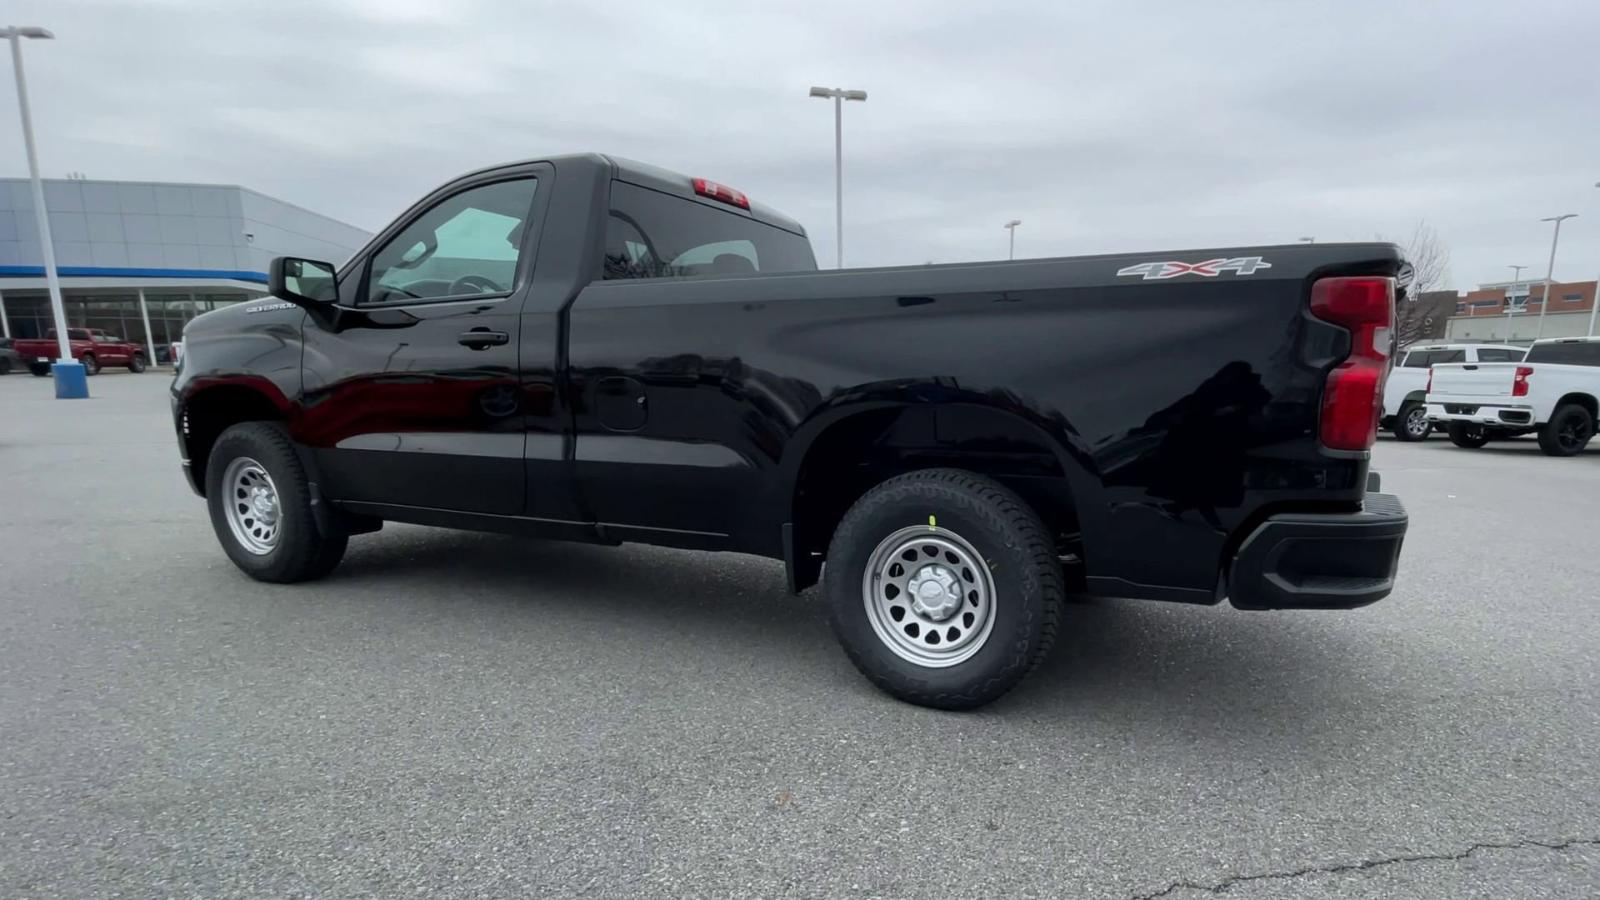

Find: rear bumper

[1425,402,1535,427]
[1228,492,1407,610]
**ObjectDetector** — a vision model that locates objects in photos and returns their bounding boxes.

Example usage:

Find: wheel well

[182,386,285,495]
[788,405,1078,592]
[1554,393,1598,420]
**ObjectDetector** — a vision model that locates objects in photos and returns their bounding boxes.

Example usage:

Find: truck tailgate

[1428,362,1518,399]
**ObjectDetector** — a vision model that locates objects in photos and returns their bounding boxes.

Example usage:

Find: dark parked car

[172,153,1409,708]
[0,337,22,375]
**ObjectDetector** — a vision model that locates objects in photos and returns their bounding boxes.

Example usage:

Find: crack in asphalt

[1132,837,1600,899]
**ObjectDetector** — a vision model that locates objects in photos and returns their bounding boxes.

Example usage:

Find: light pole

[1590,183,1599,337]
[4,25,84,398]
[1536,213,1577,340]
[1506,264,1527,318]
[808,86,867,269]
[1003,220,1021,260]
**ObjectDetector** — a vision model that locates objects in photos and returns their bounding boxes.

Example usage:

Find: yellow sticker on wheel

[928,515,937,530]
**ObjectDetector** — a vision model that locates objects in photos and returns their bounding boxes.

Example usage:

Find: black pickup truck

[172,153,1408,708]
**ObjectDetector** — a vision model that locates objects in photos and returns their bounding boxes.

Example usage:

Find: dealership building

[0,177,369,359]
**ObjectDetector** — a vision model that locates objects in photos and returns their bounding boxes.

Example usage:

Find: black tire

[205,422,348,583]
[1446,423,1490,449]
[80,354,99,376]
[824,468,1064,710]
[128,353,147,373]
[0,357,10,375]
[1537,404,1595,457]
[1392,400,1431,442]
[29,362,50,376]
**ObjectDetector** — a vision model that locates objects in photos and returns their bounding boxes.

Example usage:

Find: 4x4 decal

[1116,256,1272,280]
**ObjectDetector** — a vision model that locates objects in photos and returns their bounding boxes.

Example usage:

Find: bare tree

[1391,222,1455,347]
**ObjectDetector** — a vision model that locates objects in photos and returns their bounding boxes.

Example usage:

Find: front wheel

[825,469,1064,710]
[205,422,348,583]
[28,363,50,377]
[1538,404,1595,457]
[0,357,10,375]
[128,353,147,373]
[1446,423,1490,449]
[1393,401,1431,442]
[80,354,100,376]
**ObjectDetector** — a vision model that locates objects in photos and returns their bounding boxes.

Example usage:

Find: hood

[183,297,304,338]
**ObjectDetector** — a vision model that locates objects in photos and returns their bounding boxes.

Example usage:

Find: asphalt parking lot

[2,371,1598,899]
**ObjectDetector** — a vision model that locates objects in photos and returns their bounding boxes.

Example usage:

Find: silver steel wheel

[1405,405,1430,438]
[862,525,996,668]
[222,456,282,555]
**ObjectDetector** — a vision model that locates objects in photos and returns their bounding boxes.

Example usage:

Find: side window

[603,180,816,280]
[1431,349,1465,365]
[1402,351,1431,368]
[365,178,538,304]
[1474,348,1523,363]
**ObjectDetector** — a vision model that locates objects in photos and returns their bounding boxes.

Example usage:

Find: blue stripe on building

[0,265,269,284]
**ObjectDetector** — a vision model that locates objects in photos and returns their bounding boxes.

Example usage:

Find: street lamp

[3,25,85,398]
[809,86,867,269]
[1003,220,1021,260]
[1503,264,1528,321]
[1590,183,1600,337]
[1536,213,1577,340]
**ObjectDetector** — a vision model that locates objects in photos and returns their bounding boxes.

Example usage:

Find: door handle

[458,329,509,349]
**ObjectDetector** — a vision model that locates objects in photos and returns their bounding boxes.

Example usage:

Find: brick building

[1453,279,1595,317]
[1445,279,1597,345]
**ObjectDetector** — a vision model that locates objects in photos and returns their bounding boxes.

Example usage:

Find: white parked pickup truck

[1382,343,1524,441]
[1425,336,1600,456]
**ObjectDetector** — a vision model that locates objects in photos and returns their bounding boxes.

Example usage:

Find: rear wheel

[824,468,1064,710]
[0,357,10,375]
[1393,400,1431,441]
[1537,404,1594,457]
[128,353,147,373]
[28,363,49,377]
[1446,423,1490,449]
[80,354,99,376]
[205,422,348,583]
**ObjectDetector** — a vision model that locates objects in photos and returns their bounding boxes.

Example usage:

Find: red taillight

[691,177,750,209]
[1512,365,1533,397]
[1309,276,1395,451]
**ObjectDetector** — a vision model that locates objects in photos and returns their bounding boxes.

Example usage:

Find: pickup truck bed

[171,152,1409,708]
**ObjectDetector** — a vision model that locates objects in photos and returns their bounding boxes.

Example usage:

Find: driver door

[298,172,544,516]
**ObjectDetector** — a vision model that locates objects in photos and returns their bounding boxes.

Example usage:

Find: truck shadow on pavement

[328,527,1403,740]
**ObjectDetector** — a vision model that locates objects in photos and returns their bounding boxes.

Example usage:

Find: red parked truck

[15,328,149,376]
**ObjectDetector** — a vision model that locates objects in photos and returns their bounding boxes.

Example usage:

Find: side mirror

[268,257,338,306]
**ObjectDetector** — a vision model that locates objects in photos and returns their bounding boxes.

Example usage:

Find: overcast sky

[4,0,1598,289]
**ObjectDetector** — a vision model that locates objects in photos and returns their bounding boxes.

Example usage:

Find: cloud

[3,0,1597,287]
